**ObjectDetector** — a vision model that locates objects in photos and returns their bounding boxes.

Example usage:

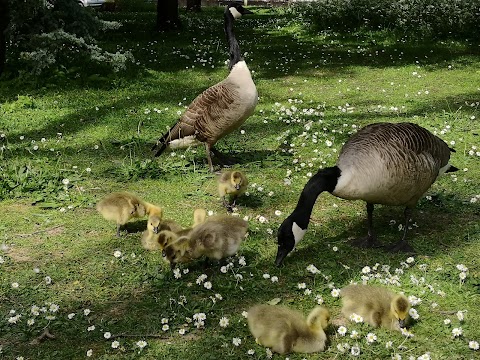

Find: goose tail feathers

[445,165,459,173]
[152,124,177,157]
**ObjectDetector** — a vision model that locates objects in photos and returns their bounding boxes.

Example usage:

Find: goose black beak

[274,247,290,267]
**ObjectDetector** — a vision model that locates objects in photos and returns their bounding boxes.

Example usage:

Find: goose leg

[205,143,215,172]
[353,202,379,248]
[388,207,415,253]
[210,147,236,166]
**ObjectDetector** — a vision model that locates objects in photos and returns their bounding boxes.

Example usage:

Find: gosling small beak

[162,250,166,257]
[274,247,290,267]
[153,226,159,234]
[398,319,406,328]
[235,184,241,190]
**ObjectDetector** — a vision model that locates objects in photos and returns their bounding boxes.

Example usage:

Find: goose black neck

[224,11,242,70]
[291,166,341,229]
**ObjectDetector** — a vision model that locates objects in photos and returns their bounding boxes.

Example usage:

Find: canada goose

[96,192,162,237]
[163,214,248,267]
[275,122,458,265]
[247,305,330,354]
[340,284,410,331]
[152,3,257,172]
[141,217,183,251]
[218,170,248,211]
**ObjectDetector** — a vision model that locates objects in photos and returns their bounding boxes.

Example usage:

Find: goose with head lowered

[275,122,458,266]
[152,3,257,172]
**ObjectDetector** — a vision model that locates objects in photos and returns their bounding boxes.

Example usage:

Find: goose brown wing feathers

[152,81,237,156]
[190,81,237,143]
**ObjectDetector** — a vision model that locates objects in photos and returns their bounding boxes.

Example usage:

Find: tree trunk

[157,0,181,31]
[186,0,201,12]
[0,0,9,76]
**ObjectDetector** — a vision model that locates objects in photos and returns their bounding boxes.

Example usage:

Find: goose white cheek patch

[229,7,242,19]
[292,222,307,245]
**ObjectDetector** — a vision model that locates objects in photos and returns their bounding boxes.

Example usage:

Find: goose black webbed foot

[210,148,237,167]
[352,235,380,248]
[386,241,415,253]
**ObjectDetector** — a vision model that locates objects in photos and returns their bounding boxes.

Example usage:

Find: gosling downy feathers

[164,214,248,266]
[247,305,330,354]
[218,170,248,211]
[152,3,257,172]
[156,208,207,250]
[97,192,149,237]
[276,122,458,265]
[340,284,410,331]
[141,217,183,251]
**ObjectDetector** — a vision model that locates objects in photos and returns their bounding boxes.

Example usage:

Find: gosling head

[275,216,307,266]
[227,3,253,19]
[148,215,162,234]
[307,306,330,331]
[391,294,410,328]
[231,171,244,191]
[163,239,189,265]
[157,230,178,249]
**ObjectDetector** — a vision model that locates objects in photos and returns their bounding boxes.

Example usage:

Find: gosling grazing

[152,3,257,172]
[97,192,162,237]
[340,284,410,331]
[156,208,207,250]
[276,122,458,265]
[247,305,330,354]
[163,214,248,267]
[218,170,248,211]
[141,218,183,251]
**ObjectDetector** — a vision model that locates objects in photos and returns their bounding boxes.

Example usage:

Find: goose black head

[226,2,254,19]
[275,215,307,266]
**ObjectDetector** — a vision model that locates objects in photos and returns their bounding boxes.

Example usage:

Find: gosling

[218,170,248,211]
[141,217,183,251]
[247,305,330,354]
[163,214,248,267]
[340,284,410,331]
[156,208,207,250]
[97,192,163,237]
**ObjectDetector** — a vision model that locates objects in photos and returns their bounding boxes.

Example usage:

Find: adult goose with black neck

[275,122,458,266]
[152,3,257,172]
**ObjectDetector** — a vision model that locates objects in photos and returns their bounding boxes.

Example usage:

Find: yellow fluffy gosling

[218,170,248,211]
[247,305,330,354]
[163,214,247,267]
[340,284,410,331]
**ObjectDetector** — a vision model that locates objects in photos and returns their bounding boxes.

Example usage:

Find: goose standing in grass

[152,3,257,172]
[275,122,458,265]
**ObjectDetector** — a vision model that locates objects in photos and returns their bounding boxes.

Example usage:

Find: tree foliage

[5,0,134,76]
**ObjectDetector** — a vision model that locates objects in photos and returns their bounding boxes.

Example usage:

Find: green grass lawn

[1,6,479,360]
